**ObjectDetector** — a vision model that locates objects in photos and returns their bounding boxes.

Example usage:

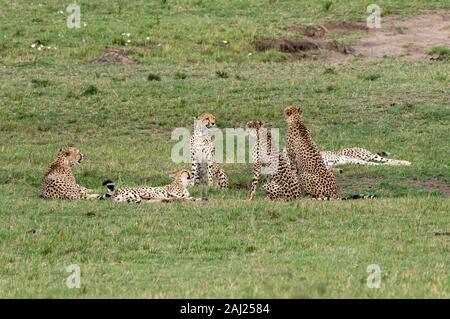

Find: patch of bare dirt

[92,48,137,65]
[255,39,322,53]
[229,181,251,190]
[406,179,450,196]
[262,11,450,62]
[285,21,368,38]
[354,11,450,60]
[254,39,353,56]
[337,175,450,197]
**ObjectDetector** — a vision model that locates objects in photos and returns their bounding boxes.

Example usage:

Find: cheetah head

[283,106,303,125]
[57,147,83,166]
[170,169,194,188]
[195,113,216,131]
[245,120,263,138]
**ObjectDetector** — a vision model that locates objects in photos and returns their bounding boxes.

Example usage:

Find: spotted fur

[101,169,201,203]
[246,120,301,201]
[321,147,411,170]
[190,113,228,188]
[284,106,341,200]
[41,147,100,200]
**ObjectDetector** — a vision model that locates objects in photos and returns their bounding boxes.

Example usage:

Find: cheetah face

[245,120,262,138]
[170,169,194,187]
[196,113,216,131]
[283,106,303,124]
[58,147,83,166]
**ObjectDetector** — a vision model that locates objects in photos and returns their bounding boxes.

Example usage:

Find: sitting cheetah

[41,147,100,200]
[190,113,228,188]
[246,120,300,201]
[321,148,411,171]
[284,106,340,200]
[101,169,202,203]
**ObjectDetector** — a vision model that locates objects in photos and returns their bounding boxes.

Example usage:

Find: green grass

[429,46,450,57]
[0,0,449,298]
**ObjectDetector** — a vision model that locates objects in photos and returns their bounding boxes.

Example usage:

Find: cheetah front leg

[85,193,101,200]
[185,197,206,202]
[218,169,228,189]
[141,198,173,203]
[64,183,100,200]
[160,197,205,202]
[80,186,95,193]
[81,188,101,199]
[285,147,298,177]
[207,162,215,187]
[247,161,261,201]
[78,184,101,200]
[191,159,201,185]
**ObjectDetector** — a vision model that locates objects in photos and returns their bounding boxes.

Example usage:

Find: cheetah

[284,106,340,200]
[246,120,301,201]
[101,169,202,203]
[41,147,100,200]
[190,113,228,188]
[321,148,411,171]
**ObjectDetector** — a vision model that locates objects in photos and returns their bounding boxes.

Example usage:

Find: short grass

[0,0,449,298]
[429,46,450,58]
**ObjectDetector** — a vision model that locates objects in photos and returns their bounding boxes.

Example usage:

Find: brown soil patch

[264,11,450,61]
[254,39,353,55]
[353,11,450,60]
[229,180,251,190]
[285,21,368,38]
[255,39,322,53]
[337,175,450,197]
[92,48,137,65]
[435,232,450,236]
[407,179,450,196]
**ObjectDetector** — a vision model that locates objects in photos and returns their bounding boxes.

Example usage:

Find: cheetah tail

[100,179,115,199]
[342,194,377,200]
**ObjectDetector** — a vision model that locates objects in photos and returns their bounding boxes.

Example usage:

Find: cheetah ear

[296,107,303,115]
[59,148,62,152]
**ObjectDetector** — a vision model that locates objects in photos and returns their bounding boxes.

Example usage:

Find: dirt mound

[323,21,368,33]
[92,48,137,65]
[254,39,352,55]
[285,21,368,38]
[255,39,322,52]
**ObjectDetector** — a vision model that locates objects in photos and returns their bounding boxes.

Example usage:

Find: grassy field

[0,0,449,298]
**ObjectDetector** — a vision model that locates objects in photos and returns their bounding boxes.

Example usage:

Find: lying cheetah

[101,169,202,203]
[41,147,100,200]
[190,113,228,188]
[246,120,300,201]
[284,106,340,200]
[321,148,411,170]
